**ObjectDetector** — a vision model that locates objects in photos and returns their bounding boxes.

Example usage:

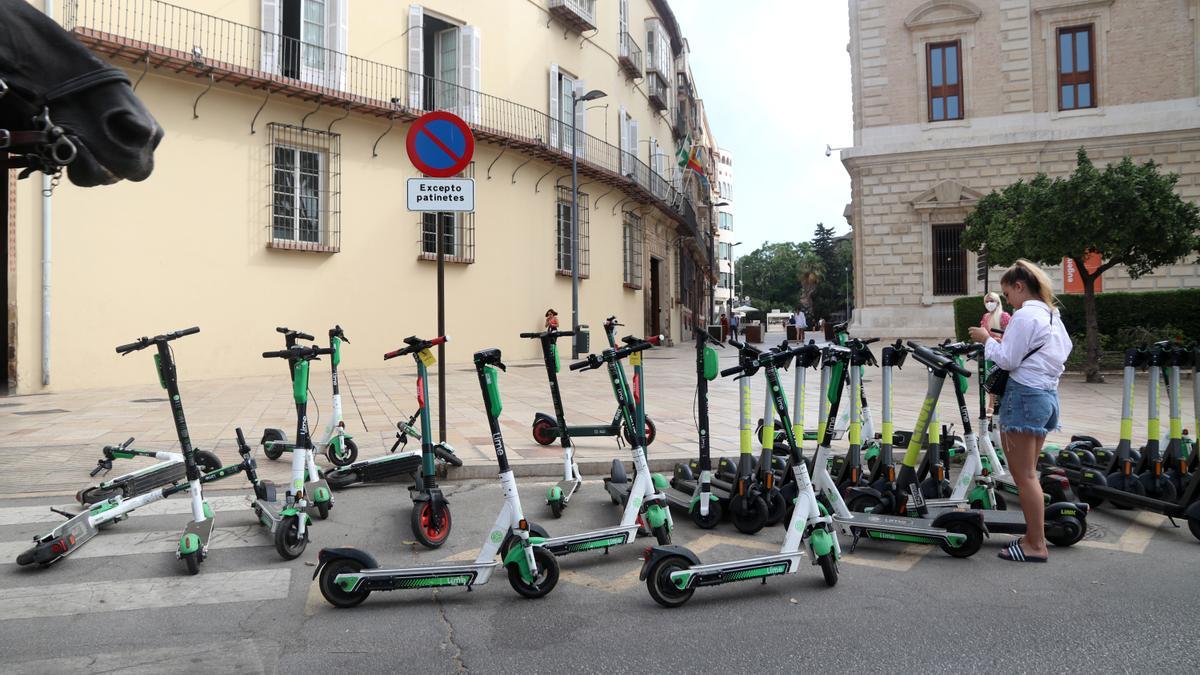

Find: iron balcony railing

[647,72,669,112]
[548,0,597,33]
[61,0,689,228]
[617,31,642,79]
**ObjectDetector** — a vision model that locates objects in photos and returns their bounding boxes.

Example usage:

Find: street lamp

[571,88,606,357]
[725,241,742,318]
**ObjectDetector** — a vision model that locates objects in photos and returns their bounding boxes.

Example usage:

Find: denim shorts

[999,379,1060,437]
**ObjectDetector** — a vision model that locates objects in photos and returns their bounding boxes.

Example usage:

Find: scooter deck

[678,551,805,587]
[351,561,499,590]
[555,478,582,503]
[610,476,701,513]
[832,512,965,545]
[326,451,422,488]
[116,461,187,498]
[182,516,216,549]
[540,524,638,556]
[667,476,732,506]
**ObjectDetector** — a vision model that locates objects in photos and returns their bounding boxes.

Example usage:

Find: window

[719,212,732,231]
[556,186,590,278]
[927,40,963,121]
[550,65,588,157]
[263,0,346,89]
[1057,25,1095,110]
[718,242,731,259]
[719,272,732,289]
[268,123,340,252]
[418,163,474,263]
[406,8,481,120]
[931,223,966,295]
[623,212,643,288]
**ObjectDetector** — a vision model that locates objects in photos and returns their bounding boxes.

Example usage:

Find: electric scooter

[1071,343,1200,541]
[249,343,336,560]
[77,438,222,505]
[385,335,455,548]
[529,316,656,449]
[523,326,581,517]
[603,334,670,512]
[262,326,358,466]
[641,339,842,608]
[664,327,728,528]
[802,341,986,557]
[899,342,1089,547]
[314,348,559,606]
[323,409,461,490]
[535,340,674,557]
[17,328,255,574]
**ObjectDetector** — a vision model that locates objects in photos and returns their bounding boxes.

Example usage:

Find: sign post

[1063,252,1103,294]
[406,111,475,442]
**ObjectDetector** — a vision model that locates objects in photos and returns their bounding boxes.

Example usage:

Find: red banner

[1063,252,1103,294]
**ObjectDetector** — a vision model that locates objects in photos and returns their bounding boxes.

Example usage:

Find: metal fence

[62,0,685,215]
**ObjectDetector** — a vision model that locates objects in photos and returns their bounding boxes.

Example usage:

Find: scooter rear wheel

[507,546,559,599]
[729,495,768,534]
[326,470,358,491]
[646,555,695,608]
[182,550,201,575]
[79,485,123,505]
[411,502,452,549]
[532,418,557,446]
[939,520,984,558]
[818,553,839,587]
[1188,518,1200,542]
[764,489,788,526]
[319,558,370,608]
[274,515,307,560]
[194,450,223,474]
[622,418,657,447]
[846,493,883,514]
[548,498,563,519]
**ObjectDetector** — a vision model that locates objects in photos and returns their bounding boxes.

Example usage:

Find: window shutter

[574,79,586,159]
[458,26,481,124]
[407,5,424,109]
[628,118,638,178]
[548,63,559,148]
[261,0,280,75]
[327,0,349,90]
[618,105,628,176]
[619,0,628,52]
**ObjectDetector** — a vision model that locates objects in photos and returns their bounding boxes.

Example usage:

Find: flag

[686,144,704,176]
[676,134,692,168]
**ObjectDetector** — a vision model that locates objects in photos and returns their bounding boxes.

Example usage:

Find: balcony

[548,0,597,33]
[60,0,697,235]
[617,31,642,80]
[648,72,669,112]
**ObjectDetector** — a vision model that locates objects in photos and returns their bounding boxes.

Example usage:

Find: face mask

[985,302,998,312]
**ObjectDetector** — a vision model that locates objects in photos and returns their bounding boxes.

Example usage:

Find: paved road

[1,474,1195,674]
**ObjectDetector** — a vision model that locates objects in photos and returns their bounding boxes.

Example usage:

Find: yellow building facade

[4,0,718,392]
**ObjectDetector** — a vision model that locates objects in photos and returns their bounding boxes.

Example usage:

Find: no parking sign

[406,111,476,212]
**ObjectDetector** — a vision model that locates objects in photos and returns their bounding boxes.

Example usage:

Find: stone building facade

[842,0,1200,337]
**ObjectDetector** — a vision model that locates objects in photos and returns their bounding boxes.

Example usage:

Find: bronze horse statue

[0,0,162,186]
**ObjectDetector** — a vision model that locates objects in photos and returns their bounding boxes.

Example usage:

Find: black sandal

[998,540,1047,563]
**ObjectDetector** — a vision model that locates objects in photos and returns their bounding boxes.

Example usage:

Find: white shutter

[573,79,586,159]
[407,5,424,109]
[261,0,280,75]
[618,106,628,176]
[328,0,348,91]
[548,63,559,148]
[628,118,639,178]
[618,0,628,54]
[458,26,481,124]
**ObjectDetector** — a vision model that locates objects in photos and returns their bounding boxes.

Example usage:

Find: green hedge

[952,288,1200,344]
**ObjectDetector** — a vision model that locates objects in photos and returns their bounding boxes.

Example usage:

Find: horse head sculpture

[0,0,163,187]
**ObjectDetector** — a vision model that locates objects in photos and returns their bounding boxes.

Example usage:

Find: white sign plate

[407,178,475,212]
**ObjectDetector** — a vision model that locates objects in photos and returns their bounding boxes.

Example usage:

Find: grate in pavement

[13,408,70,415]
[130,398,169,403]
[1082,523,1107,541]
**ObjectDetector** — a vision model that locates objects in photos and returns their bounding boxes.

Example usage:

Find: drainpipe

[41,0,53,386]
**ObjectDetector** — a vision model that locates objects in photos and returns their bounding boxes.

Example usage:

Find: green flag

[676,134,691,168]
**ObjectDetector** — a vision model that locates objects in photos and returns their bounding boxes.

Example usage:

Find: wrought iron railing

[618,31,643,78]
[61,0,685,219]
[647,72,670,111]
[549,0,597,30]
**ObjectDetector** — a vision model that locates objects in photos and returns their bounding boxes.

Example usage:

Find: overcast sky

[671,0,853,254]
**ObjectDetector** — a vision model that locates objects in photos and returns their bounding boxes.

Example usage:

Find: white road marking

[0,495,252,526]
[6,638,280,674]
[0,525,266,564]
[0,569,292,621]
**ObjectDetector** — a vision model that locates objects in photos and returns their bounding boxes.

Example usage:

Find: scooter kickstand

[849,530,861,553]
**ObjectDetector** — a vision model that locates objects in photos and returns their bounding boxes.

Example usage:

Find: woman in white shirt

[968,260,1073,563]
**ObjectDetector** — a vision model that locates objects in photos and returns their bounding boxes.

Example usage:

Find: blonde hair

[999,259,1057,309]
[984,292,1004,329]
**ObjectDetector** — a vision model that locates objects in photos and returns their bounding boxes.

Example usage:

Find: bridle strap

[41,67,130,104]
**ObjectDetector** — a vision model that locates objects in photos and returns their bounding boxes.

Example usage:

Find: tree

[734,241,822,312]
[963,149,1200,382]
[809,222,854,322]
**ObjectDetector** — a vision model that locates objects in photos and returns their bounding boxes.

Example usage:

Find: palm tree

[796,253,824,312]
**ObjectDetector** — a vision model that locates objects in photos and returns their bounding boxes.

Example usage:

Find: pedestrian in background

[545,308,559,331]
[968,260,1072,564]
[980,291,1011,412]
[729,313,739,339]
[794,308,807,341]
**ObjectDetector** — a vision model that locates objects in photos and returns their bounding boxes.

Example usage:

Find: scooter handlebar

[720,364,744,377]
[569,356,599,371]
[384,335,449,359]
[906,341,972,378]
[116,327,200,354]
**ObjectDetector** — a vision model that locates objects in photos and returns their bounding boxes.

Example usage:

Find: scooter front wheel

[319,558,371,608]
[939,520,984,558]
[817,553,839,587]
[315,500,331,521]
[729,494,768,534]
[622,418,658,447]
[646,555,695,608]
[182,550,201,575]
[532,418,557,446]
[78,485,123,505]
[328,439,358,467]
[274,515,307,560]
[507,546,560,599]
[690,500,722,529]
[764,489,788,526]
[411,502,452,549]
[194,450,223,474]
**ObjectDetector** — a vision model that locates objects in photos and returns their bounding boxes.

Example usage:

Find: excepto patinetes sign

[406,178,475,212]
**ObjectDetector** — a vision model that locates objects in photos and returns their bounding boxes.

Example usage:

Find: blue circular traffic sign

[406,111,475,178]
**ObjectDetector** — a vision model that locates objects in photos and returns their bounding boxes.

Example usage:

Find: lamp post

[726,240,742,318]
[571,88,607,358]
